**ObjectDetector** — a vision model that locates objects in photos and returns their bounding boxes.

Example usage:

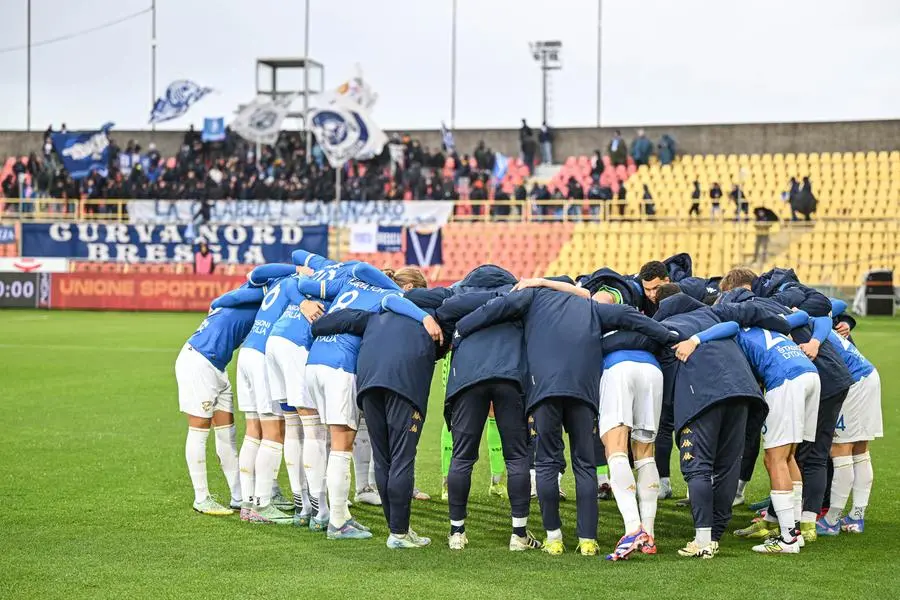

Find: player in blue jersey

[675,270,821,554]
[296,263,443,539]
[817,300,882,536]
[230,262,313,524]
[264,251,335,526]
[175,274,279,516]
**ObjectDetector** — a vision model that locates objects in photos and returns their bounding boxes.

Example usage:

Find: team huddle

[175,248,883,559]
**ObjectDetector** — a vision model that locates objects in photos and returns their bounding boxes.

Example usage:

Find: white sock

[530,468,536,492]
[597,472,609,485]
[185,427,210,503]
[608,452,641,533]
[369,454,376,491]
[695,527,712,548]
[327,450,353,527]
[800,511,818,524]
[635,457,659,537]
[283,413,303,506]
[770,490,795,539]
[557,471,563,486]
[792,481,803,524]
[301,415,329,519]
[512,516,528,532]
[238,436,260,504]
[213,424,241,504]
[825,455,855,525]
[736,479,748,496]
[254,440,284,507]
[546,528,562,542]
[851,452,873,520]
[353,417,372,492]
[660,476,671,490]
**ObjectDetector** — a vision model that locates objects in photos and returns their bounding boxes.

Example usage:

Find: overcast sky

[1,0,899,131]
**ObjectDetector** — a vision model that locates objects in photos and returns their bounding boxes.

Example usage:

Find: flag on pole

[201,117,226,142]
[441,121,455,153]
[492,152,509,181]
[308,98,388,168]
[231,95,298,145]
[318,64,378,111]
[149,80,212,124]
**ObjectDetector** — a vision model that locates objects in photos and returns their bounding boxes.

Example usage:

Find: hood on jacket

[718,287,756,304]
[753,267,800,297]
[578,267,644,308]
[546,274,575,285]
[653,293,708,321]
[453,264,517,292]
[404,287,451,311]
[664,253,694,282]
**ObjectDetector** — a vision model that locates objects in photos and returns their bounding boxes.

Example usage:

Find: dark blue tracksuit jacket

[653,294,766,436]
[456,288,676,413]
[752,269,854,399]
[310,287,451,417]
[577,267,645,308]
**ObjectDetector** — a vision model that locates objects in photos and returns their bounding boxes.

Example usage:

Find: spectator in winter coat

[539,122,554,164]
[630,129,653,166]
[608,130,628,167]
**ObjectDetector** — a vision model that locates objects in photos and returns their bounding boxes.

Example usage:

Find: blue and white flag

[441,121,455,153]
[377,226,403,252]
[51,123,114,180]
[405,227,443,267]
[492,152,509,181]
[202,117,226,142]
[309,99,388,168]
[318,64,378,111]
[149,80,212,124]
[232,95,298,145]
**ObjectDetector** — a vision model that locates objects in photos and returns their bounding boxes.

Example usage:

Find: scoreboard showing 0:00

[0,273,41,308]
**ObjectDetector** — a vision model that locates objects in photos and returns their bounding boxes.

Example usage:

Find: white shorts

[598,361,663,443]
[175,344,233,418]
[305,364,358,429]
[237,347,281,416]
[265,336,312,410]
[762,371,820,449]
[834,369,883,443]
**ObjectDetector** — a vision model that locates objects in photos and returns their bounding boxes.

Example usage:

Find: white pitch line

[0,343,175,353]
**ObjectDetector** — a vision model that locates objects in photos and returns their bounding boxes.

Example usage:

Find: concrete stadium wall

[4,119,900,160]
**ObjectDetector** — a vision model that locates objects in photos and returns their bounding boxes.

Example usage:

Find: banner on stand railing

[20,223,327,264]
[126,200,455,227]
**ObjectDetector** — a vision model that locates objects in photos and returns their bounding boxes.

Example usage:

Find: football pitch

[1,310,898,600]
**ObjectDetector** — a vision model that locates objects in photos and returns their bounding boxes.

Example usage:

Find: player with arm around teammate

[817,299,883,536]
[176,273,278,516]
[298,264,443,539]
[312,278,450,548]
[456,285,675,557]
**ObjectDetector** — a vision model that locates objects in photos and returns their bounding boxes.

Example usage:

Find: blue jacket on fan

[652,293,766,437]
[310,287,452,417]
[456,288,676,413]
[437,265,524,404]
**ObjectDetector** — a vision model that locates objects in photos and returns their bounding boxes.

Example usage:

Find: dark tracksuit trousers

[795,389,847,514]
[655,394,675,478]
[360,388,423,535]
[678,398,750,541]
[532,397,597,539]
[740,406,767,482]
[448,379,531,522]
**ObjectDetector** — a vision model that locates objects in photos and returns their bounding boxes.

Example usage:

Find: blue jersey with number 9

[306,277,404,373]
[269,262,358,350]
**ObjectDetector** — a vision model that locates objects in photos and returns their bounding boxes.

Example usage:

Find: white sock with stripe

[254,440,284,507]
[609,452,641,533]
[850,452,873,520]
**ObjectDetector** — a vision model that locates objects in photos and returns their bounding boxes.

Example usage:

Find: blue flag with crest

[51,123,114,180]
[149,80,212,124]
[202,117,226,142]
[492,152,509,181]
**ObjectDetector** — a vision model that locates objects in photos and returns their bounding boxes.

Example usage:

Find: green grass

[1,310,899,600]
